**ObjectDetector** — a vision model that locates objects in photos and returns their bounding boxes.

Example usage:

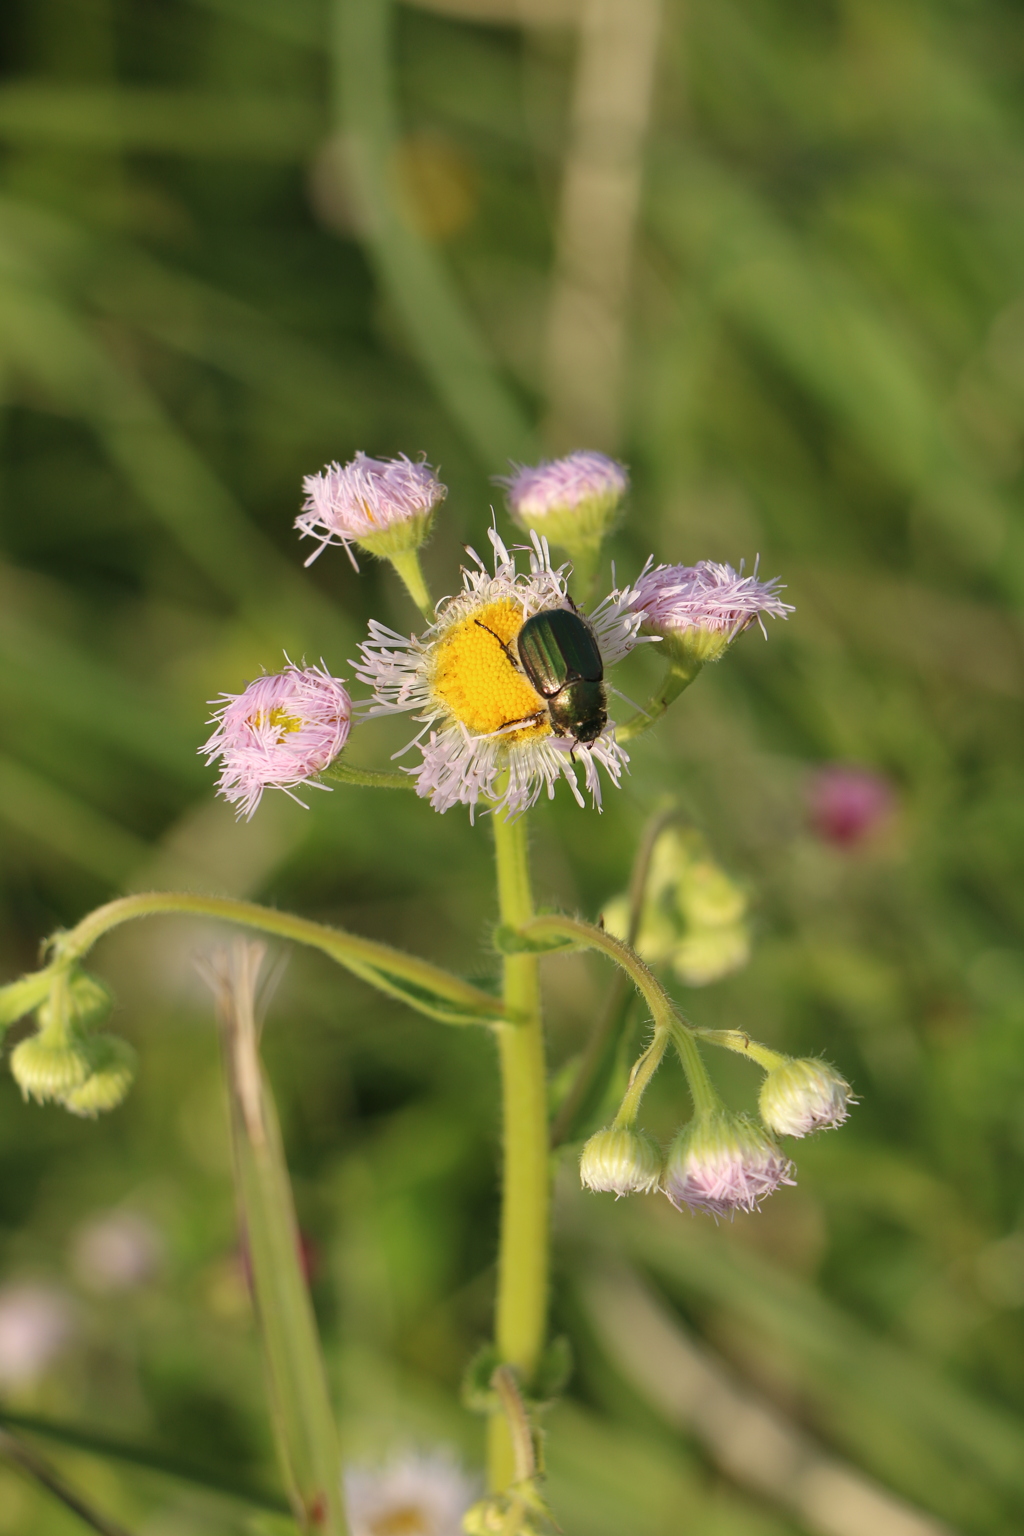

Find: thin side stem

[549,804,683,1146]
[489,809,548,1492]
[519,913,719,1119]
[616,660,703,742]
[612,1027,669,1128]
[695,1028,786,1073]
[321,761,416,791]
[387,548,435,623]
[46,892,506,1026]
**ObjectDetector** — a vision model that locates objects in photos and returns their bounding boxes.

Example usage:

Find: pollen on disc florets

[201,662,352,820]
[354,530,643,819]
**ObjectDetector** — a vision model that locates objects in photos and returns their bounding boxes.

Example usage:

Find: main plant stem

[490,808,548,1492]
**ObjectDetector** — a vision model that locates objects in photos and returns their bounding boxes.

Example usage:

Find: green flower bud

[579,1126,663,1197]
[60,1035,137,1119]
[759,1058,853,1138]
[10,1029,92,1103]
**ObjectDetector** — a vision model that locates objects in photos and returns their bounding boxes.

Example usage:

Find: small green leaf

[461,1344,502,1414]
[343,958,506,1027]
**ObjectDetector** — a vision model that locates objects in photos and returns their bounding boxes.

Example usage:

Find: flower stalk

[489,807,548,1492]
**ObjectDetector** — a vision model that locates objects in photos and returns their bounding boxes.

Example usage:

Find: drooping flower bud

[671,926,751,987]
[630,560,792,671]
[759,1057,853,1138]
[9,968,113,1105]
[61,1035,137,1118]
[498,451,628,556]
[297,452,446,567]
[201,662,352,819]
[579,1126,663,1197]
[664,1112,794,1218]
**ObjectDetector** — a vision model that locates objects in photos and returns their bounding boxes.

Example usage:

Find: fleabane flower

[759,1058,854,1138]
[663,1112,795,1218]
[344,1450,478,1536]
[580,1126,663,1196]
[354,530,644,819]
[631,560,793,668]
[498,451,628,553]
[201,662,352,819]
[297,452,446,568]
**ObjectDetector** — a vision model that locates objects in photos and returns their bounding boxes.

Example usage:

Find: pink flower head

[663,1114,795,1218]
[297,452,446,567]
[807,763,895,847]
[631,560,792,639]
[0,1284,74,1386]
[201,662,352,819]
[498,451,628,525]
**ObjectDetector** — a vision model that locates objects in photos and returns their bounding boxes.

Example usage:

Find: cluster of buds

[9,968,136,1118]
[602,826,751,988]
[579,1045,852,1218]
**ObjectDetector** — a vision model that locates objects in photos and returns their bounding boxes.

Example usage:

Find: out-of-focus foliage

[2,0,1024,1531]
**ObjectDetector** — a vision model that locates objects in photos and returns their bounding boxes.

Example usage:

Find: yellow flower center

[368,1506,432,1536]
[249,705,302,740]
[429,599,550,743]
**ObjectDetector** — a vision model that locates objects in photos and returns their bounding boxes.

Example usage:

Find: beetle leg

[474,619,520,670]
[497,710,548,734]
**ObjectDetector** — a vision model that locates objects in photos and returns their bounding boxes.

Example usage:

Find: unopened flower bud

[499,451,628,555]
[297,451,445,567]
[664,1112,794,1218]
[677,860,747,929]
[759,1057,853,1138]
[61,1035,137,1118]
[580,1126,663,1197]
[201,662,352,820]
[10,1030,92,1103]
[630,561,792,673]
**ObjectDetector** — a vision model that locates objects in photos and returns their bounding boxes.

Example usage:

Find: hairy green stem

[616,660,703,742]
[695,1027,786,1072]
[612,1027,669,1128]
[489,810,548,1492]
[321,760,416,791]
[40,892,506,1029]
[519,913,719,1118]
[549,804,683,1145]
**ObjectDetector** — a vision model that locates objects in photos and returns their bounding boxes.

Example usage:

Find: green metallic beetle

[475,604,608,745]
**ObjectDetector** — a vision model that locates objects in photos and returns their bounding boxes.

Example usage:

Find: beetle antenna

[474,619,518,668]
[607,683,652,717]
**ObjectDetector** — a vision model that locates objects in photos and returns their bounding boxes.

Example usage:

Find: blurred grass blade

[599,1200,1024,1527]
[0,1412,291,1514]
[0,1426,134,1536]
[0,751,150,885]
[332,0,537,468]
[0,86,320,158]
[207,941,348,1536]
[581,1264,954,1536]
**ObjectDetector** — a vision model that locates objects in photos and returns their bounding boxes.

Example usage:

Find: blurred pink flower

[0,1284,74,1386]
[297,452,446,567]
[201,662,352,819]
[72,1210,163,1293]
[807,763,895,847]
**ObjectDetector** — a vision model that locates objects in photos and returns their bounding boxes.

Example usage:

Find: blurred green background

[2,0,1024,1531]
